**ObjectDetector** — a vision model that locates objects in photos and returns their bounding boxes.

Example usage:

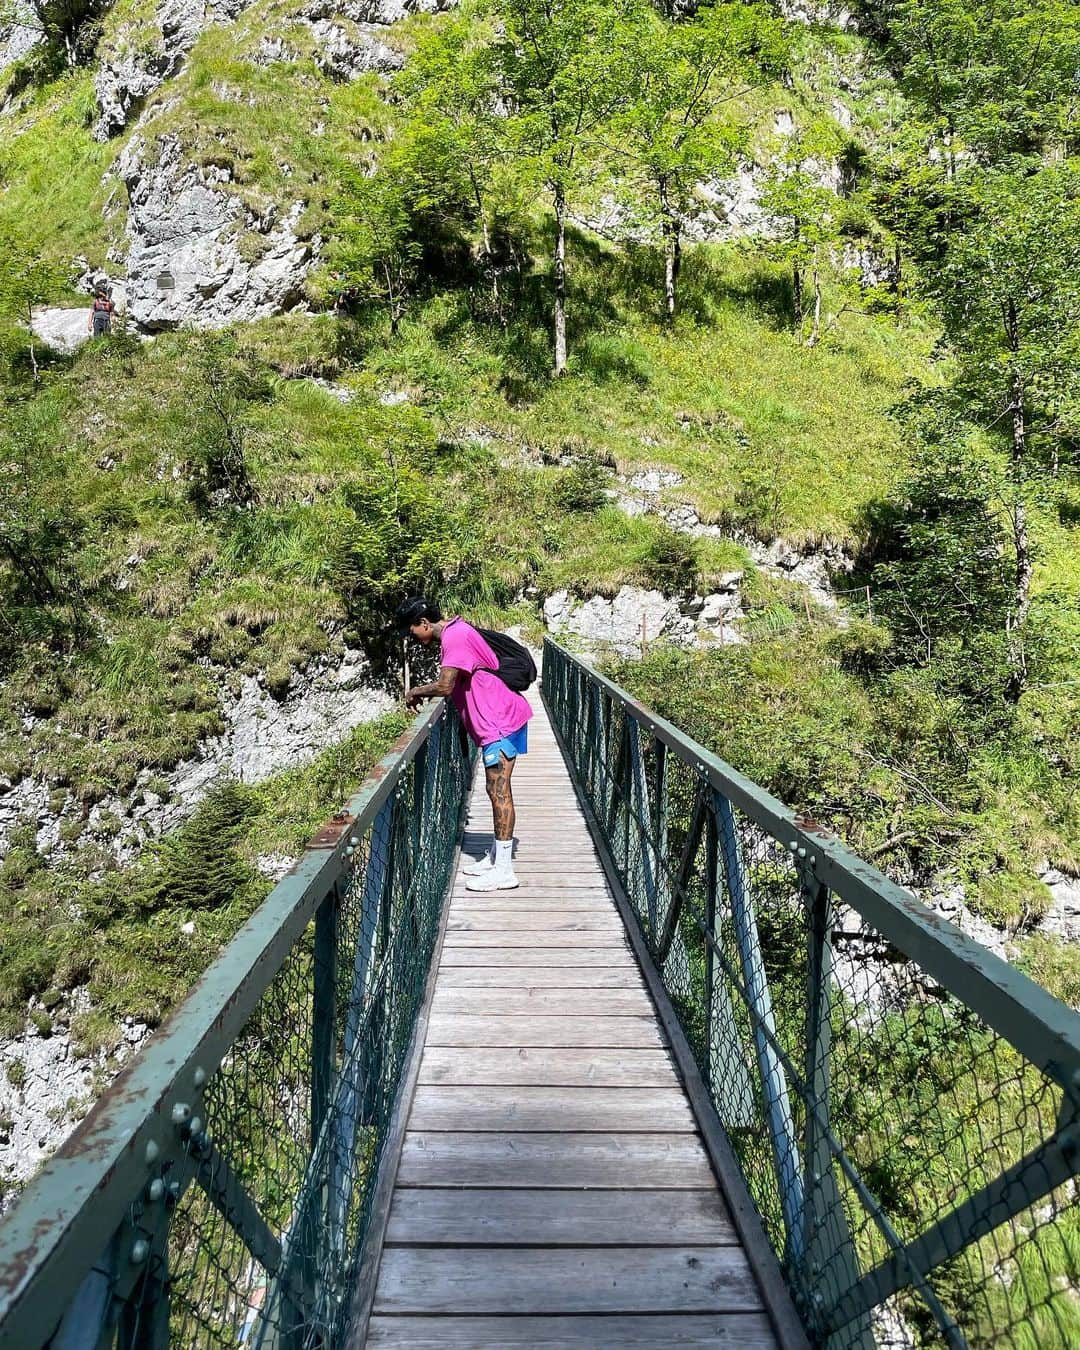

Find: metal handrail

[543,637,1080,1348]
[0,699,471,1348]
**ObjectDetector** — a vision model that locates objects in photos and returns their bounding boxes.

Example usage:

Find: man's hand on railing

[405,665,461,710]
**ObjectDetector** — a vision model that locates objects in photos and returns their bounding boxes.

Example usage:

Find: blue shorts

[481,724,528,767]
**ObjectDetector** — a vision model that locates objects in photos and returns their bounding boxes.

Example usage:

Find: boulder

[29,308,93,355]
[1039,869,1080,944]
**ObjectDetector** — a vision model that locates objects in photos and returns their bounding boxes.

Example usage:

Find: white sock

[494,839,513,869]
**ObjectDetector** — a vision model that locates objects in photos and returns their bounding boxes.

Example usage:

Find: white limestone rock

[0,995,150,1206]
[1039,869,1080,945]
[29,308,94,355]
[0,3,42,76]
[543,584,744,657]
[118,134,316,331]
[306,20,402,79]
[0,648,395,864]
[94,0,256,141]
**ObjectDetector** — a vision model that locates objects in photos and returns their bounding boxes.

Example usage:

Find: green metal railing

[0,701,471,1349]
[543,638,1080,1350]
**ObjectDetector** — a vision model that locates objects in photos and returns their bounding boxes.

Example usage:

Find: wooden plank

[439,947,632,967]
[367,1312,777,1347]
[373,1246,762,1315]
[449,893,615,904]
[385,1188,735,1246]
[452,875,610,887]
[425,1015,663,1048]
[440,934,628,950]
[396,1131,715,1189]
[409,1085,695,1132]
[446,915,622,933]
[418,1047,679,1087]
[433,968,644,989]
[448,901,616,916]
[430,989,653,1018]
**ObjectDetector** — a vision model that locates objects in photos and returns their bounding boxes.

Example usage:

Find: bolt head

[130,1239,150,1265]
[147,1179,165,1202]
[171,1102,191,1125]
[788,841,798,852]
[188,1116,203,1138]
[193,1067,207,1089]
[144,1139,160,1165]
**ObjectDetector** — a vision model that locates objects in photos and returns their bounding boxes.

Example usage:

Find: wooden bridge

[1,640,1075,1350]
[356,691,792,1347]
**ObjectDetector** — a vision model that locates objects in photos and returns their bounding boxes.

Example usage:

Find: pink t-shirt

[440,618,533,747]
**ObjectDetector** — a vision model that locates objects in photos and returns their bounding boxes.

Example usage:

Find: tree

[396,5,513,315]
[0,228,65,382]
[876,0,1080,169]
[923,167,1080,700]
[610,1,786,319]
[333,154,423,335]
[492,0,638,374]
[760,121,846,344]
[186,335,266,510]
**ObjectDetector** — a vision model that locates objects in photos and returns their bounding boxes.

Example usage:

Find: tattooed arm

[405,665,461,710]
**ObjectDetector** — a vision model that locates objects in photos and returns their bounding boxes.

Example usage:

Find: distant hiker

[396,597,535,892]
[88,285,114,338]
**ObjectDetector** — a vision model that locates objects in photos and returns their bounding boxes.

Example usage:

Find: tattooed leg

[485,754,516,842]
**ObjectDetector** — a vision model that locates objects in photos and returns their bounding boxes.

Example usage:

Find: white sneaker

[463,852,495,876]
[465,866,519,892]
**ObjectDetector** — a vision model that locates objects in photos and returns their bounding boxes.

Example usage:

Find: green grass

[0,70,117,270]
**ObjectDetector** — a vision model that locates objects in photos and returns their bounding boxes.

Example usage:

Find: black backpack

[478,628,537,692]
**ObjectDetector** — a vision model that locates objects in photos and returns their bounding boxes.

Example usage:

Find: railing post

[705,799,754,1128]
[652,737,669,938]
[801,866,872,1348]
[716,793,805,1269]
[627,719,658,939]
[310,879,341,1325]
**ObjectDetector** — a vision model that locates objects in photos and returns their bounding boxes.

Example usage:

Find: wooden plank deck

[364,690,778,1348]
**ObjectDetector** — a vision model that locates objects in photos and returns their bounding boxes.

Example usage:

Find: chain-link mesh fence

[544,638,1080,1350]
[0,702,471,1349]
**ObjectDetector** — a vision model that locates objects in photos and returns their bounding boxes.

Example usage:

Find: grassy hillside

[0,0,1075,1054]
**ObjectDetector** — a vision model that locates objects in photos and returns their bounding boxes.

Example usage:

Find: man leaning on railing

[396,597,536,892]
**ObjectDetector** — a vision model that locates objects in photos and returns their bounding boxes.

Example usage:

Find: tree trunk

[792,263,803,329]
[659,177,678,321]
[807,247,822,347]
[553,182,567,376]
[1005,354,1032,704]
[25,301,38,383]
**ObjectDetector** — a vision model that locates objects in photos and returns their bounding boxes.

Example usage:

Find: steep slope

[0,0,1076,1209]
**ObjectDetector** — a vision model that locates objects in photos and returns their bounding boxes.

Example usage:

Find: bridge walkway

[363,690,778,1347]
